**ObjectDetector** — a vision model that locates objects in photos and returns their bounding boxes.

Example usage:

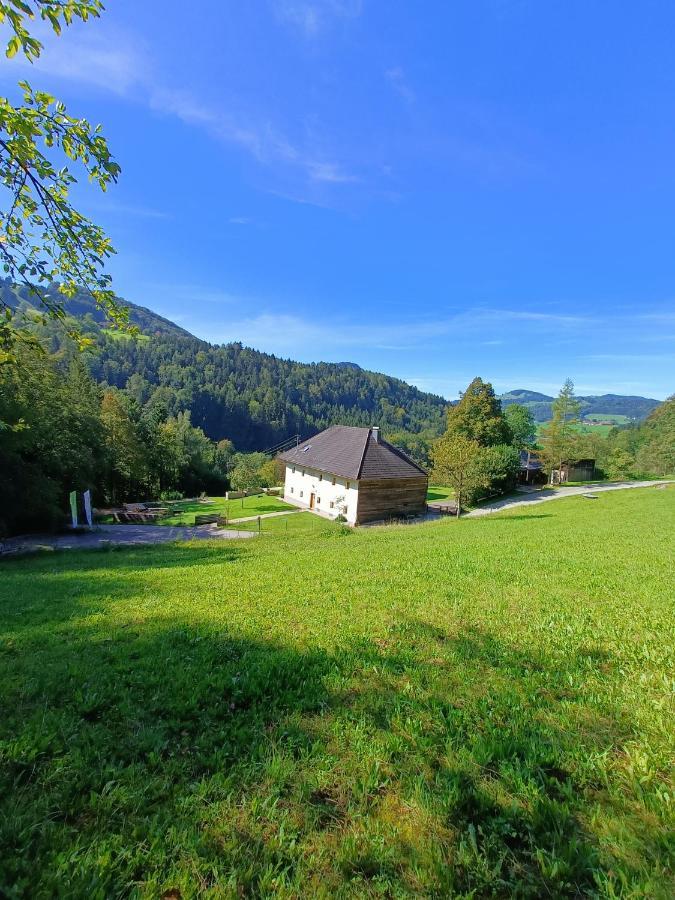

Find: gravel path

[228,510,301,524]
[466,480,673,517]
[0,523,256,556]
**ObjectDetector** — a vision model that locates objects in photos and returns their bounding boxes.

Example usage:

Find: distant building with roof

[278,425,428,525]
[518,449,546,484]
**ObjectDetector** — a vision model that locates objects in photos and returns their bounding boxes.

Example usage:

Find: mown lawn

[235,511,338,535]
[1,487,673,897]
[426,484,455,502]
[159,494,291,525]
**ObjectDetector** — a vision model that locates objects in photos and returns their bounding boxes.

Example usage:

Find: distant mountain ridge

[500,388,661,422]
[3,280,662,440]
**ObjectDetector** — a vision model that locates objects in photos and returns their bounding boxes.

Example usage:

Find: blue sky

[2,0,674,399]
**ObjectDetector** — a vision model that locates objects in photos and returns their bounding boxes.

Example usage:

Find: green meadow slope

[1,487,673,897]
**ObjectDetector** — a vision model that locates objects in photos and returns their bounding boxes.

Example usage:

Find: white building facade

[279,425,428,526]
[283,463,360,524]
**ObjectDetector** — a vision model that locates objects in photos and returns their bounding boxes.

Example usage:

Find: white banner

[69,490,78,528]
[83,490,93,528]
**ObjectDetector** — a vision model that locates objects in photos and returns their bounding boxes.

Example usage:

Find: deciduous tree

[431,433,487,516]
[505,403,536,448]
[0,0,126,367]
[445,377,512,447]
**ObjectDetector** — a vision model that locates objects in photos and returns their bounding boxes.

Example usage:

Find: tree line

[430,376,673,514]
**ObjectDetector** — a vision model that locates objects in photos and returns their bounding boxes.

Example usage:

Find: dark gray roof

[278,426,427,480]
[519,450,544,471]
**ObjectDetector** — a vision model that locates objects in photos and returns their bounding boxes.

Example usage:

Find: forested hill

[3,281,447,451]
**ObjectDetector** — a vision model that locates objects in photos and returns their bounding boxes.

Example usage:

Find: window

[317,497,321,505]
[346,481,351,490]
[343,507,348,516]
[301,469,305,476]
[292,466,295,473]
[330,501,334,509]
[300,490,304,498]
[290,487,294,494]
[331,476,336,486]
[319,473,323,481]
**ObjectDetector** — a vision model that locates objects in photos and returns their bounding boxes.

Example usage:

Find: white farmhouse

[278,425,428,525]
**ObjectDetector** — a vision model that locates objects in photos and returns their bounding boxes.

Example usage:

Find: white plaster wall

[283,464,359,524]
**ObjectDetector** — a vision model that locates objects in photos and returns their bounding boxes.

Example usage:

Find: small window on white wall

[346,481,351,490]
[332,476,336,486]
[317,497,321,505]
[290,487,294,494]
[330,501,334,509]
[292,466,295,473]
[319,473,323,482]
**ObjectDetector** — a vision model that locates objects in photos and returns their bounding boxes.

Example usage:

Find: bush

[160,489,184,501]
[469,444,520,502]
[606,449,635,481]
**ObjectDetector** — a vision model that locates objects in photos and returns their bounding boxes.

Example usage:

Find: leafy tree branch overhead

[0,0,127,363]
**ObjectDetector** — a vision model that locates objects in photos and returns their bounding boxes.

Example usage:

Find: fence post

[258,515,261,533]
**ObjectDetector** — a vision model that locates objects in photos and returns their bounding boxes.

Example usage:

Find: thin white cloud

[0,25,358,192]
[208,306,601,354]
[385,67,415,104]
[308,162,359,183]
[273,0,363,37]
[0,28,147,94]
[140,283,243,306]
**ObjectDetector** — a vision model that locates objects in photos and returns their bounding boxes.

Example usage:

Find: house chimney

[372,426,380,442]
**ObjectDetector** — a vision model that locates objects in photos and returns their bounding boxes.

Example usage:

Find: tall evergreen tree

[539,379,582,482]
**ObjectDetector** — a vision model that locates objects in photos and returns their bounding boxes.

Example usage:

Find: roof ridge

[355,428,372,480]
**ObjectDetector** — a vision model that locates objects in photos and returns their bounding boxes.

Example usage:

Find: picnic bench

[194,514,229,526]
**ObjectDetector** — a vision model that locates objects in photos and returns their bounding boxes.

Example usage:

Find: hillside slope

[3,281,447,451]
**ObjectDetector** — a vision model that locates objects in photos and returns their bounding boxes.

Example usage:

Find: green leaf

[6,35,21,58]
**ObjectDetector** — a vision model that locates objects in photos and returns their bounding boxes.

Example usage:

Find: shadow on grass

[0,597,666,895]
[426,490,454,501]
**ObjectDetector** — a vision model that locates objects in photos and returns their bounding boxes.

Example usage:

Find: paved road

[1,523,256,556]
[466,480,673,517]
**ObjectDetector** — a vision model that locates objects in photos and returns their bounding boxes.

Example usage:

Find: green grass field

[235,511,338,535]
[426,484,455,502]
[157,494,292,525]
[535,421,615,438]
[1,487,673,897]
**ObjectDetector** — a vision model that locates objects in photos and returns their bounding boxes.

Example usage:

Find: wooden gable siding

[355,476,428,524]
